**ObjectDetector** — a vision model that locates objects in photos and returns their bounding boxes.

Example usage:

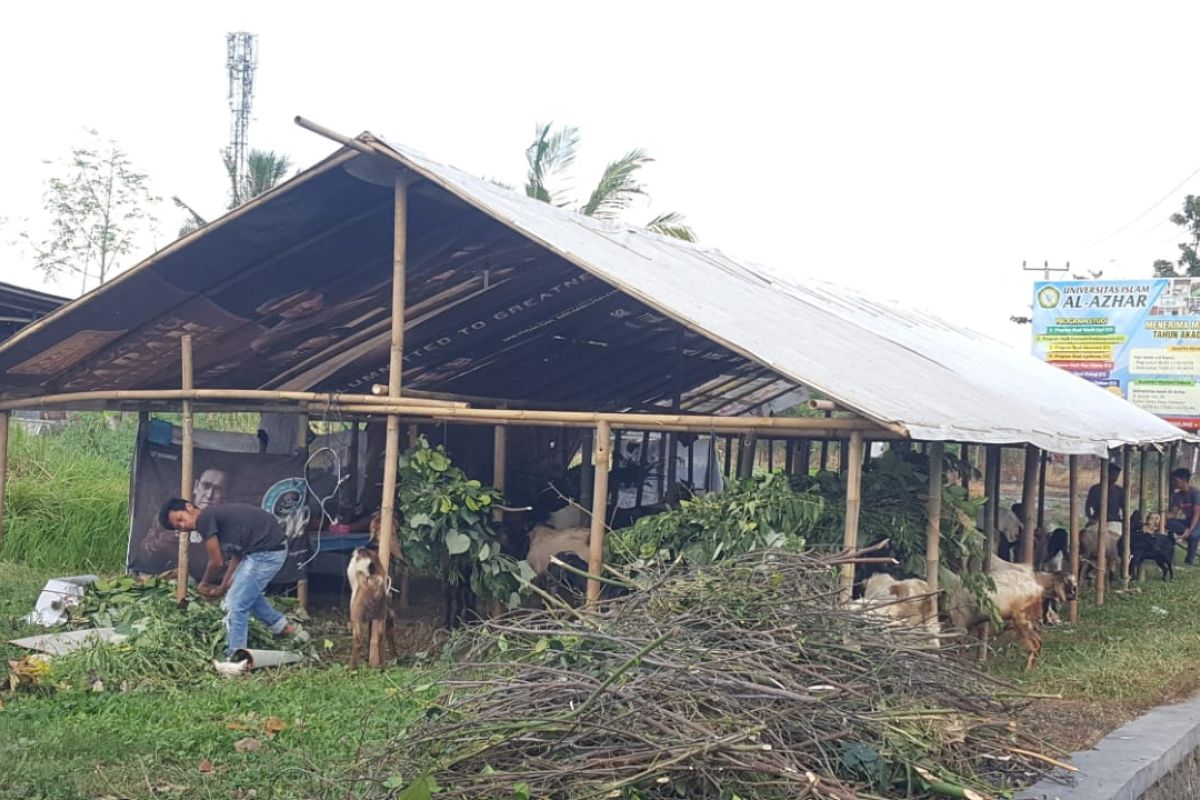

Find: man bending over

[159,498,308,658]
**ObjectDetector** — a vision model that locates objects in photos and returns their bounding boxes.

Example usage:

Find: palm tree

[524,123,696,242]
[175,149,294,237]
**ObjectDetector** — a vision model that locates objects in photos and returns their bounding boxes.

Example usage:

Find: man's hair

[1108,462,1122,474]
[1172,468,1191,483]
[158,497,192,530]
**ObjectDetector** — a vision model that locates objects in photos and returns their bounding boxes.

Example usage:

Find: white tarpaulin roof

[371,136,1192,456]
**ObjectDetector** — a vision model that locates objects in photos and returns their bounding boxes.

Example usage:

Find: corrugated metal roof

[0,133,1189,455]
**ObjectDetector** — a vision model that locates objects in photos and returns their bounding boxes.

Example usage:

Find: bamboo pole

[1097,454,1109,606]
[1121,447,1132,588]
[0,411,9,559]
[840,431,865,601]
[961,444,971,493]
[296,409,312,613]
[490,424,508,618]
[982,445,999,572]
[0,387,467,413]
[579,431,594,507]
[587,420,612,607]
[1159,450,1169,532]
[1021,445,1039,565]
[1036,450,1048,529]
[372,174,408,665]
[1139,447,1148,520]
[926,442,944,593]
[1068,454,1080,623]
[177,335,195,605]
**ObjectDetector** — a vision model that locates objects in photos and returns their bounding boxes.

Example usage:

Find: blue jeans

[223,549,288,657]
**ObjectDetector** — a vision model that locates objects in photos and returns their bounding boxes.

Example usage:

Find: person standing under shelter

[1085,461,1125,522]
[159,499,308,658]
[1166,468,1200,566]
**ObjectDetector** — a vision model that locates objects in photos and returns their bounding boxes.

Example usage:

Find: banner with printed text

[1031,278,1200,430]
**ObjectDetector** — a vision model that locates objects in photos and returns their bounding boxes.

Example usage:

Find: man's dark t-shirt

[1170,486,1200,526]
[1085,483,1125,522]
[197,503,286,557]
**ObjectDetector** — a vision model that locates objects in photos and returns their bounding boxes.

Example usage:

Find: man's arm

[197,536,224,593]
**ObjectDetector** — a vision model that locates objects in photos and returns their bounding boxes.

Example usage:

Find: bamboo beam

[1021,445,1039,565]
[0,411,8,558]
[296,410,311,613]
[372,174,408,665]
[587,420,612,607]
[0,388,467,413]
[926,442,944,593]
[177,335,195,606]
[1068,454,1080,623]
[1097,453,1109,606]
[1121,447,1132,588]
[840,431,865,601]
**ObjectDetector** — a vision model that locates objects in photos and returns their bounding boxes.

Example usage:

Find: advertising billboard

[1031,278,1200,430]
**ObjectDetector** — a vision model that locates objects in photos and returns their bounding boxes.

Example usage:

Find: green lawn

[0,561,431,800]
[987,561,1200,747]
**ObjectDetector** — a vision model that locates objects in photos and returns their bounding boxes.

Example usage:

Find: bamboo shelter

[0,120,1193,606]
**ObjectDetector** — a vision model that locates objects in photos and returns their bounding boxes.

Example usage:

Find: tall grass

[3,414,136,572]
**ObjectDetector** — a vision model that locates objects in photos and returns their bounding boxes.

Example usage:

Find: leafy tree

[524,122,696,241]
[22,130,159,292]
[1153,195,1200,277]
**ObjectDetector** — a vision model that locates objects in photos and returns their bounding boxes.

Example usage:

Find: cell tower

[226,32,258,206]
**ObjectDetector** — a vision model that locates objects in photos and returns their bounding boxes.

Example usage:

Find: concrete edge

[1018,691,1200,800]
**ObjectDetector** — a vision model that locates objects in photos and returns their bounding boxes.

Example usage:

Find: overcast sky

[2,1,1198,350]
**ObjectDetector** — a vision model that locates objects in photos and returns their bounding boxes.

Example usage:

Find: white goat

[525,525,592,577]
[844,573,941,648]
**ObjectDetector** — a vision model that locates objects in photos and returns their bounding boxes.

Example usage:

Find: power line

[1087,163,1200,248]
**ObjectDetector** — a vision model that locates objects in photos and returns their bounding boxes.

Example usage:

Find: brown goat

[347,546,396,669]
[369,509,411,609]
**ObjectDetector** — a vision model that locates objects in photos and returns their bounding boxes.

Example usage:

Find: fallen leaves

[263,716,286,737]
[234,737,262,753]
[198,758,213,773]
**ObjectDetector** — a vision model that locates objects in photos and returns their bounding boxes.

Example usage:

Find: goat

[347,547,397,670]
[1131,525,1175,581]
[369,510,411,608]
[1079,519,1122,584]
[946,563,1074,671]
[544,551,630,606]
[526,525,592,577]
[844,573,940,648]
[1034,527,1068,572]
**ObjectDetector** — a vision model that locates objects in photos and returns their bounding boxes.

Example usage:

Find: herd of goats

[336,493,1178,672]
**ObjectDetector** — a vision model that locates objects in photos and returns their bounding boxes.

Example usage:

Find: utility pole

[1022,260,1071,281]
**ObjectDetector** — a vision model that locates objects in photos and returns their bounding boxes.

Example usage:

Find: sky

[2,1,1199,351]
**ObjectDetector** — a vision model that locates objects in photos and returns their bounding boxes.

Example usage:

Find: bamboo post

[961,444,971,493]
[0,411,9,559]
[373,173,408,664]
[635,431,650,507]
[1021,445,1039,565]
[1121,447,1132,588]
[1097,453,1109,606]
[1036,449,1048,529]
[580,431,594,507]
[1139,447,1148,520]
[926,442,944,593]
[1171,442,1181,473]
[1068,455,1080,623]
[407,424,419,449]
[295,412,310,613]
[490,424,507,618]
[1159,450,1169,532]
[982,445,999,571]
[177,335,195,606]
[839,432,865,601]
[587,420,612,607]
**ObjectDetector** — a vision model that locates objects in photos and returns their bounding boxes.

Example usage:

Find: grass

[987,561,1200,748]
[0,560,433,800]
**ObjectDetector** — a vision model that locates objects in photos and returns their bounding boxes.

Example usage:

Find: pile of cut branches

[358,551,1059,799]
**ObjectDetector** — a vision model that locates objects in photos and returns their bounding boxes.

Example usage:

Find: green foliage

[21,129,159,290]
[608,472,823,565]
[523,121,697,241]
[398,438,532,608]
[1154,194,1200,277]
[3,416,135,572]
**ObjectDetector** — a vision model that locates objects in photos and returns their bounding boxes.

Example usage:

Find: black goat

[1131,530,1175,581]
